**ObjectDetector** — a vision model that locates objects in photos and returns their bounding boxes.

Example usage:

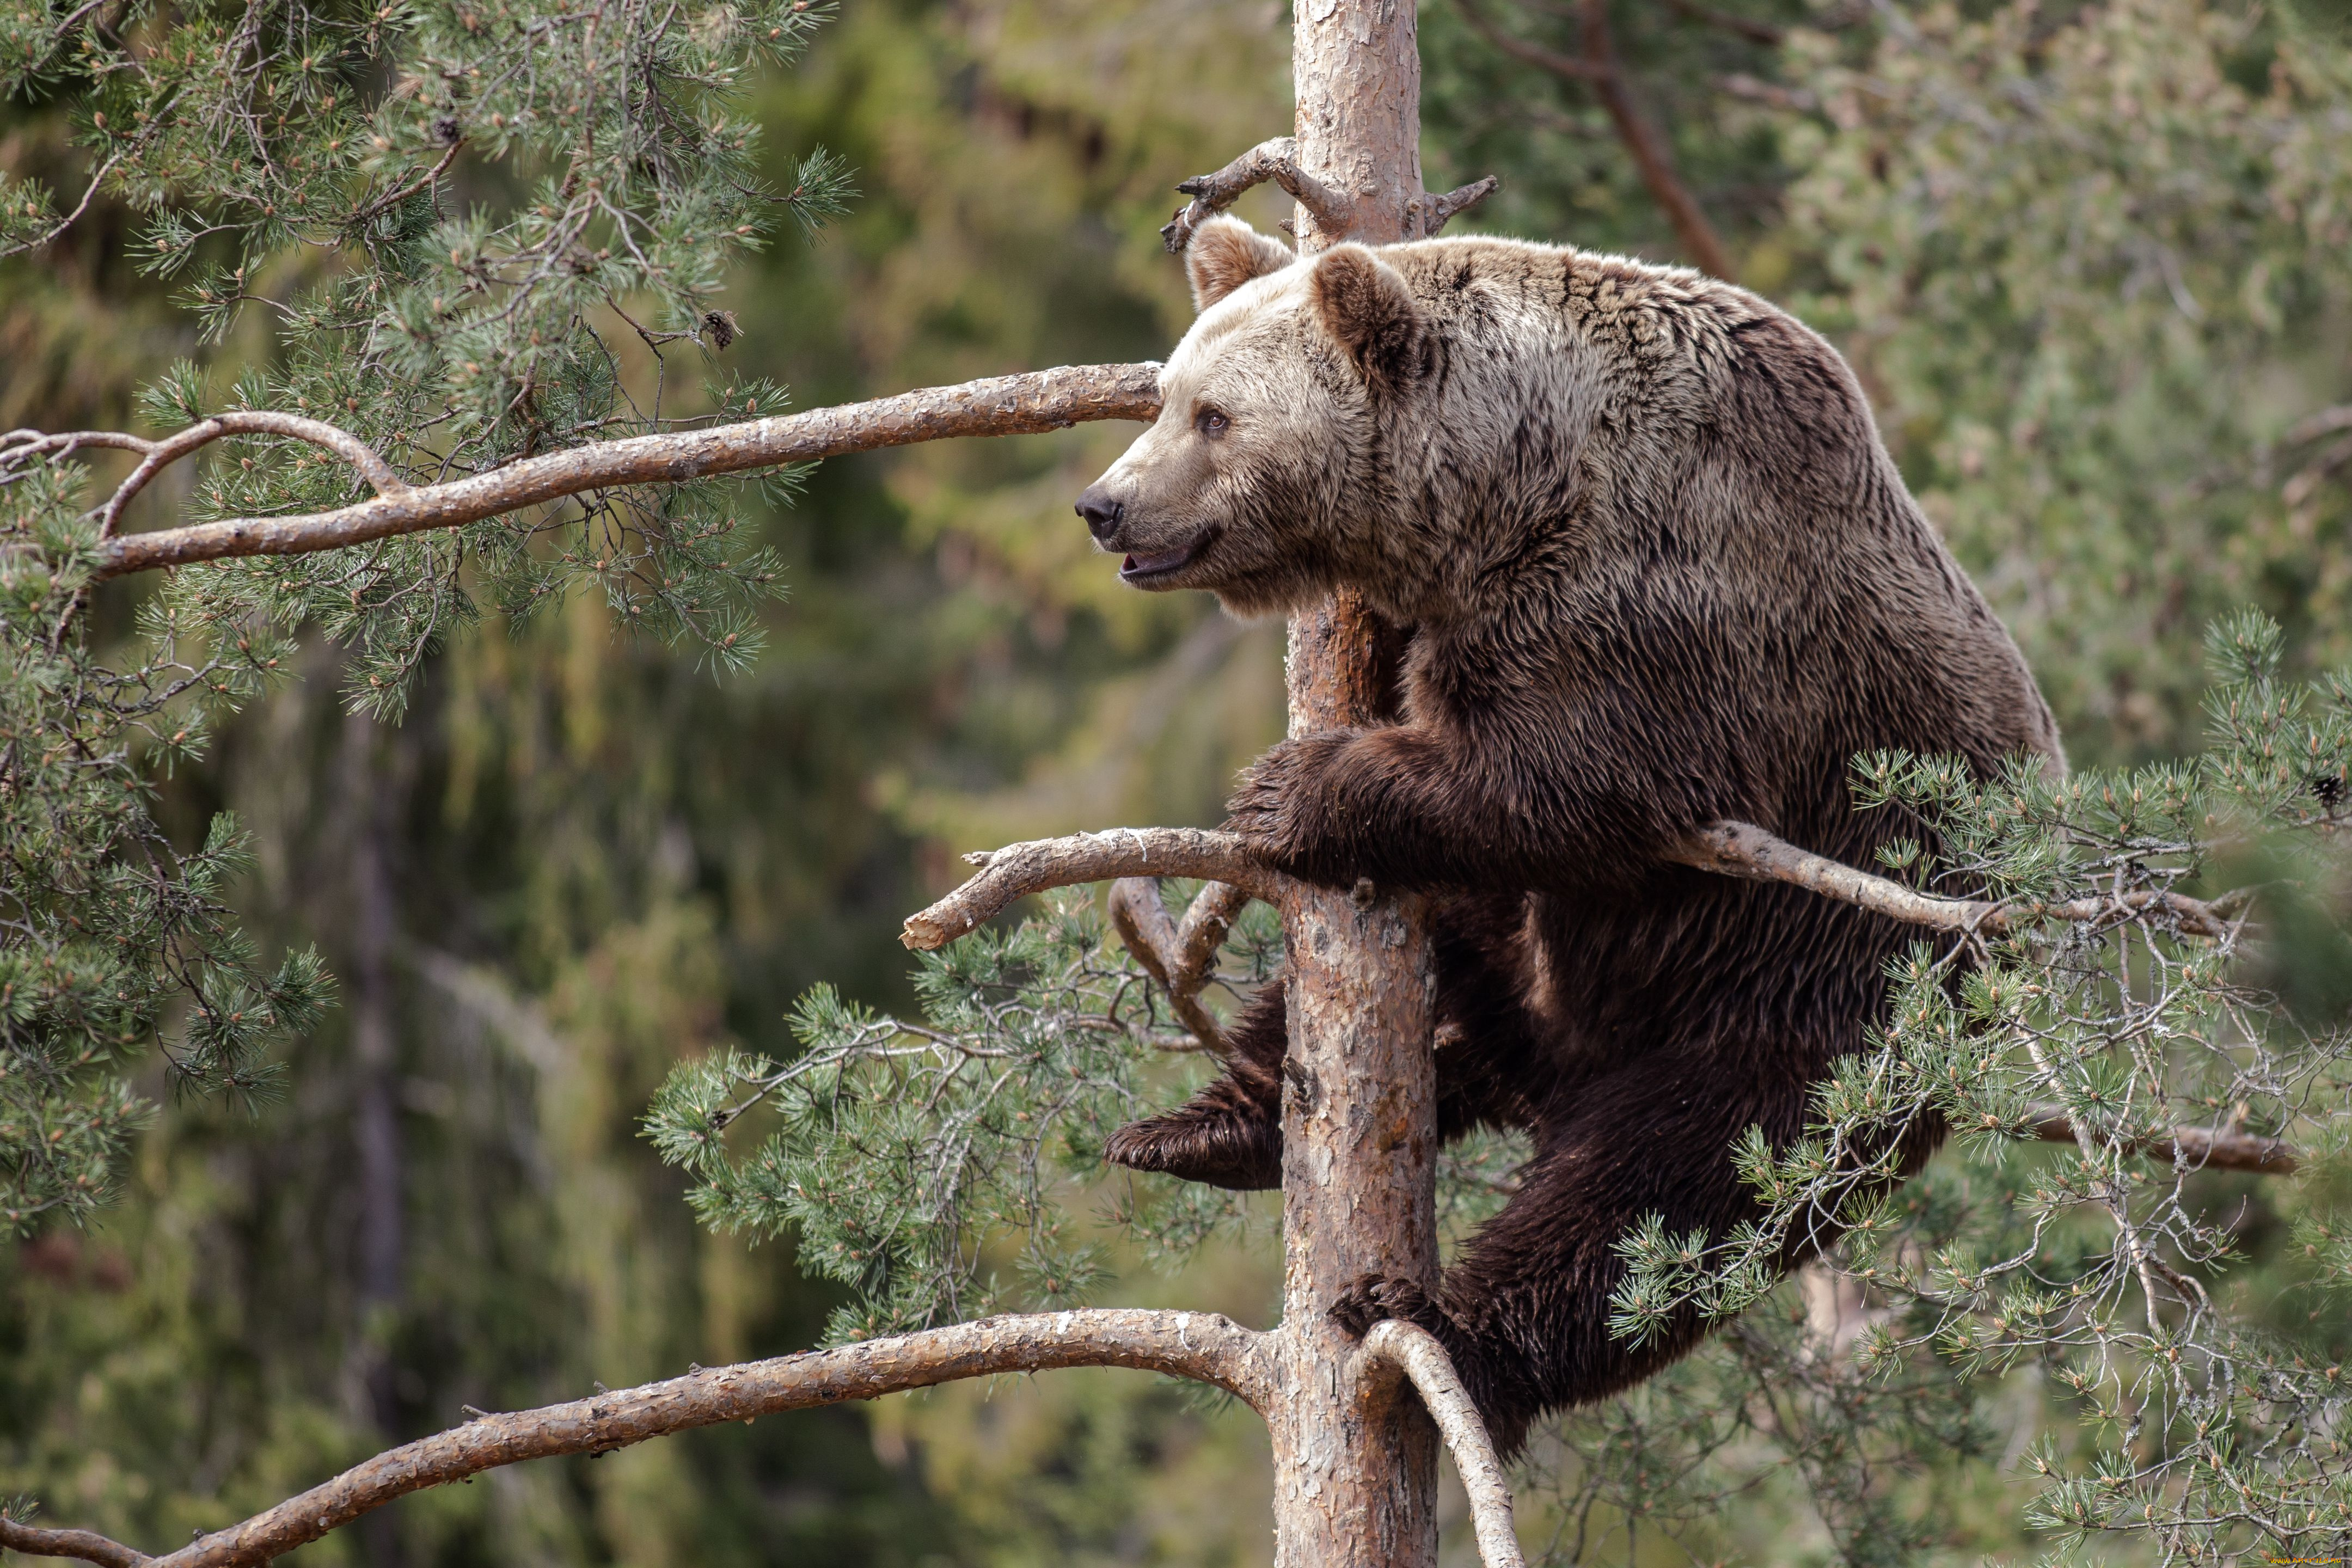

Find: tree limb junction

[89,363,1162,577]
[0,1310,1270,1568]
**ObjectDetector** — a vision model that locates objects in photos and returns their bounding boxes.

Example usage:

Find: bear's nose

[1075,486,1124,544]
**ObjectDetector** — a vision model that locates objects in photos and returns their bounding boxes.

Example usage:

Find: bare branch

[1107,878,1253,1051]
[1356,1322,1526,1568]
[1661,0,1783,46]
[0,1516,150,1568]
[1451,0,1738,279]
[92,363,1162,577]
[2028,1111,2299,1175]
[1,1312,1269,1568]
[1160,137,1356,254]
[1669,820,2234,940]
[1419,176,1501,236]
[904,829,1290,952]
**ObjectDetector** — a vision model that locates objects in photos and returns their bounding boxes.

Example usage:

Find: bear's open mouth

[1119,532,1210,584]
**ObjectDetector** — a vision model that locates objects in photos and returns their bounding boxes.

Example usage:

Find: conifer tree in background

[3,1,2352,1567]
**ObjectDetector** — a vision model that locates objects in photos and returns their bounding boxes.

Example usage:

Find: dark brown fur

[1077,219,2061,1455]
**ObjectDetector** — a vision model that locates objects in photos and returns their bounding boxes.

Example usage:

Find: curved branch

[1419,176,1500,235]
[1670,820,2233,940]
[94,363,1162,577]
[1160,137,1356,254]
[1107,878,1254,1051]
[1356,1322,1526,1568]
[1,1311,1269,1568]
[903,829,1291,951]
[0,1517,150,1568]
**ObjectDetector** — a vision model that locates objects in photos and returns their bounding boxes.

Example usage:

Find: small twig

[1356,1321,1526,1568]
[905,829,1290,952]
[1660,0,1783,46]
[0,1312,1269,1568]
[350,136,468,229]
[1160,137,1357,254]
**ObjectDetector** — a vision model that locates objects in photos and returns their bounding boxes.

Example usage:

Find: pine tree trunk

[1265,9,1443,1564]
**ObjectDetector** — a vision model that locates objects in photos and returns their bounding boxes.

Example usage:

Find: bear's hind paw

[1104,1109,1281,1192]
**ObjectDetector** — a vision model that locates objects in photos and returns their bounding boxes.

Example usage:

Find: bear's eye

[1194,406,1230,438]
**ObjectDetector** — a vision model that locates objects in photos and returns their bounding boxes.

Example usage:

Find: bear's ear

[1186,216,1296,312]
[1309,246,1430,387]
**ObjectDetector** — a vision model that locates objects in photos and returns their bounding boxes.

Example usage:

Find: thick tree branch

[903,829,1290,951]
[1108,877,1253,1051]
[2028,1111,2298,1174]
[1356,1322,1526,1568]
[0,1311,1270,1568]
[81,363,1161,577]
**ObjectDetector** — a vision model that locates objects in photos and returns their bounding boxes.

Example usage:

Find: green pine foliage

[0,0,850,1239]
[646,887,1278,1343]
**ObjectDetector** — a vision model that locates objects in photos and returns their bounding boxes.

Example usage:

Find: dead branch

[1451,0,1737,280]
[1419,176,1502,236]
[1670,820,2234,940]
[82,363,1161,577]
[1108,878,1253,1051]
[2028,1111,2299,1175]
[1356,1321,1526,1568]
[0,1517,150,1568]
[0,1310,1269,1568]
[1160,137,1356,253]
[1660,0,1783,46]
[904,829,1290,951]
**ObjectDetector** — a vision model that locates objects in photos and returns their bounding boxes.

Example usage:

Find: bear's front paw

[1224,730,1359,883]
[1328,1273,1444,1339]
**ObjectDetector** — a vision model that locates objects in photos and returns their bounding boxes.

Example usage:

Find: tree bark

[1266,14,1445,1564]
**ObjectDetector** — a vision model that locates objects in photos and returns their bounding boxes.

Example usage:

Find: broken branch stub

[1159,136,1498,253]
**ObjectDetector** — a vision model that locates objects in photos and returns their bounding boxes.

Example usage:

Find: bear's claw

[1328,1272,1443,1339]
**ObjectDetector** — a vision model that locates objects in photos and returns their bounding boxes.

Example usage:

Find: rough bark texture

[899,827,1290,951]
[30,1312,1266,1568]
[1356,1322,1525,1568]
[96,363,1162,576]
[1270,15,1445,1560]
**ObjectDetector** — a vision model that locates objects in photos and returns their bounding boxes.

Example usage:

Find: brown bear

[1074,216,2061,1454]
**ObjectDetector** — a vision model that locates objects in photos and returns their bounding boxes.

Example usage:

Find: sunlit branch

[1158,137,1497,253]
[902,829,1293,951]
[70,363,1161,576]
[1669,820,2235,940]
[0,1311,1270,1568]
[1356,1321,1527,1568]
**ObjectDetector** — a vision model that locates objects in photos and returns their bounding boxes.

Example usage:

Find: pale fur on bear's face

[1074,216,1430,618]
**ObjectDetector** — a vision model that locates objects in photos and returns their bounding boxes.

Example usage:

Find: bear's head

[1074,216,1437,618]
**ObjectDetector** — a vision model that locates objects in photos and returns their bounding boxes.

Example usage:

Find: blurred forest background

[3,0,2349,1563]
